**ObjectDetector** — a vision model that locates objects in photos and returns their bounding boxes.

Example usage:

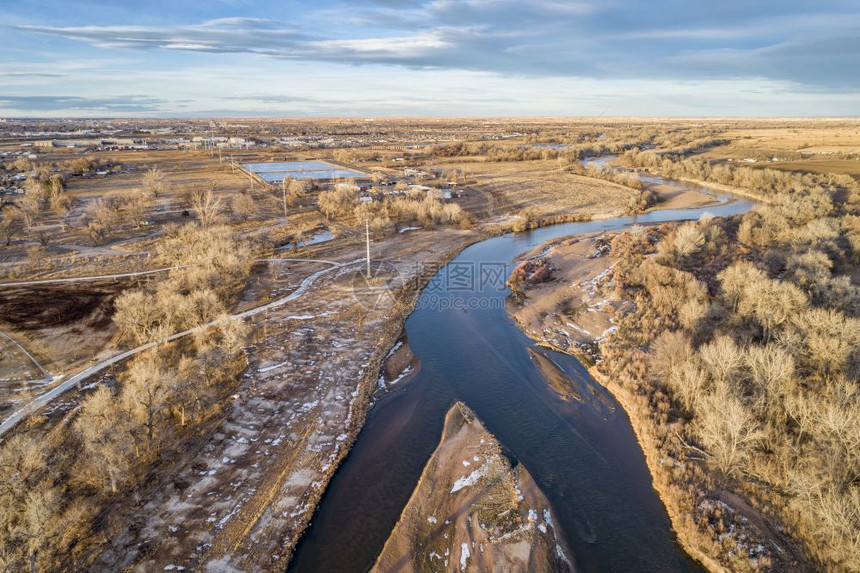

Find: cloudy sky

[2,0,859,117]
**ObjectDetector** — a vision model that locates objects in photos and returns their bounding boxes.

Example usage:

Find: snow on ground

[385,341,403,358]
[257,360,290,373]
[460,542,471,569]
[450,456,496,493]
[89,269,391,571]
[377,366,412,390]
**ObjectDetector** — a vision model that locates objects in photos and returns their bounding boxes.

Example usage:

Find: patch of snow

[451,458,493,493]
[388,366,412,386]
[460,543,470,570]
[385,341,404,358]
[555,543,572,566]
[258,360,290,373]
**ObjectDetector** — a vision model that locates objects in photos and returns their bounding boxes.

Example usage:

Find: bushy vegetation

[113,223,253,344]
[620,148,860,207]
[596,177,860,569]
[317,183,469,233]
[0,223,253,570]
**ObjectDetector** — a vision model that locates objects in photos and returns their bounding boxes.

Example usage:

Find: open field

[691,123,860,175]
[428,158,637,223]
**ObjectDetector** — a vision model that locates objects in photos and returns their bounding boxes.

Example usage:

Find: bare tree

[230,192,256,223]
[669,359,709,412]
[214,315,250,355]
[31,226,53,247]
[113,290,161,344]
[673,222,705,260]
[190,189,223,229]
[1,209,22,246]
[126,188,151,228]
[18,192,41,230]
[699,335,743,384]
[745,344,795,398]
[49,193,72,222]
[738,279,808,342]
[143,167,167,197]
[695,389,761,476]
[75,386,134,493]
[121,352,176,447]
[317,186,357,220]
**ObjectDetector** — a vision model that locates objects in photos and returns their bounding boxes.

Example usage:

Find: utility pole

[282,178,288,218]
[365,218,372,278]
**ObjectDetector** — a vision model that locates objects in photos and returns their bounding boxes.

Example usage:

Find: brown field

[697,121,860,176]
[428,158,636,222]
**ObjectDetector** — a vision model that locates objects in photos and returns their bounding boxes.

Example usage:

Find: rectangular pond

[242,160,367,182]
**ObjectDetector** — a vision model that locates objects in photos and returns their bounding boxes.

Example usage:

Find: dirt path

[0,258,338,287]
[8,239,140,257]
[0,329,51,384]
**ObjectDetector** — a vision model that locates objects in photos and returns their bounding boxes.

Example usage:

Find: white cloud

[5,1,860,115]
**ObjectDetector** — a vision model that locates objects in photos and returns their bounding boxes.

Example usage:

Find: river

[289,160,755,572]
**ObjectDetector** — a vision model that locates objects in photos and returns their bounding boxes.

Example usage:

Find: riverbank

[587,368,725,572]
[504,230,721,569]
[67,228,481,571]
[506,225,801,572]
[506,232,624,366]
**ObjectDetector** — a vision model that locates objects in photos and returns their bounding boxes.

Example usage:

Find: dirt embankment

[376,332,419,391]
[373,402,573,573]
[507,233,625,365]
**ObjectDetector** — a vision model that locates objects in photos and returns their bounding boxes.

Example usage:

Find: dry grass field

[427,158,636,223]
[698,121,860,175]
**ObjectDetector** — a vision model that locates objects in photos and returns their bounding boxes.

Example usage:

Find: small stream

[289,161,755,572]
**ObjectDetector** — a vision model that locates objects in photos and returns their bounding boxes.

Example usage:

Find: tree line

[594,173,860,570]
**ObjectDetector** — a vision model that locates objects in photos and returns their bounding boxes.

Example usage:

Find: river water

[289,162,754,572]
